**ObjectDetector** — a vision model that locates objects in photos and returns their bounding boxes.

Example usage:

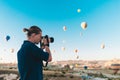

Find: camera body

[40,35,54,47]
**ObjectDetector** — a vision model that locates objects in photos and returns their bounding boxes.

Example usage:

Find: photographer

[17,25,52,80]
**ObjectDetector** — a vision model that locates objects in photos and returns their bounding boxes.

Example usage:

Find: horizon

[1,58,120,64]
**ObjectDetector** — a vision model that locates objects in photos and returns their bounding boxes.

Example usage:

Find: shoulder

[23,40,34,46]
[21,40,35,50]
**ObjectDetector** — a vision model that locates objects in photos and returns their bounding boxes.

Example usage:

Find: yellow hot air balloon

[75,64,78,67]
[63,26,67,31]
[81,22,87,30]
[77,9,81,13]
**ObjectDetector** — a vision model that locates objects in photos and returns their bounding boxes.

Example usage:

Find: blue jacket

[17,41,49,80]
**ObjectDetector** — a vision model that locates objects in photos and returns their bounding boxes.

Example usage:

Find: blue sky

[0,0,120,63]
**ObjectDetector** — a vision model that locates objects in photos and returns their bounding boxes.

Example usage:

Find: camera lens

[50,37,54,43]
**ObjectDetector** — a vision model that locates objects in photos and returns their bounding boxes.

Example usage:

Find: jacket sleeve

[30,44,49,61]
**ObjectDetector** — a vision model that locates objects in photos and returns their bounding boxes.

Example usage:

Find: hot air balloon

[74,49,78,53]
[81,22,87,30]
[75,64,78,67]
[61,47,65,51]
[10,48,14,53]
[84,66,88,70]
[63,26,67,31]
[77,9,81,13]
[101,43,105,49]
[5,35,10,41]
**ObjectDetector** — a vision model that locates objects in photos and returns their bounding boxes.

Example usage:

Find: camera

[40,35,54,67]
[40,35,54,47]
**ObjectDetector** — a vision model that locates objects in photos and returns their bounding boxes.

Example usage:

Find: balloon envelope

[81,22,87,30]
[74,49,78,53]
[61,47,65,51]
[6,35,10,41]
[101,43,105,49]
[77,9,81,13]
[84,66,88,70]
[10,48,14,53]
[75,64,78,67]
[63,26,67,31]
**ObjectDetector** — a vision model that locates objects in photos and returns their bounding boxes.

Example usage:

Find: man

[17,25,52,80]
